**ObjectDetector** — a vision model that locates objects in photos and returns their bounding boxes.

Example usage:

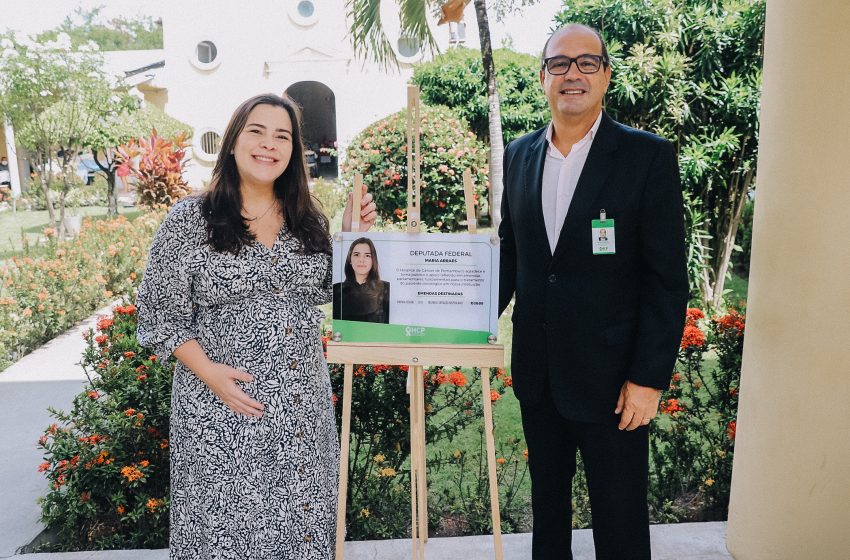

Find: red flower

[715,310,745,335]
[149,355,158,362]
[124,408,137,417]
[685,307,705,327]
[87,390,100,399]
[38,461,50,472]
[97,317,114,331]
[135,365,147,374]
[680,325,706,350]
[490,390,500,402]
[123,351,136,359]
[660,398,685,414]
[503,376,513,387]
[94,334,108,345]
[727,420,737,440]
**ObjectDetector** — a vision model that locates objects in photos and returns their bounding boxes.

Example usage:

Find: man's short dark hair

[541,24,610,69]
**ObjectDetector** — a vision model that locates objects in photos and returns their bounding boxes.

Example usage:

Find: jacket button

[290,360,298,370]
[548,274,557,283]
[285,326,293,336]
[271,256,279,264]
[274,287,283,294]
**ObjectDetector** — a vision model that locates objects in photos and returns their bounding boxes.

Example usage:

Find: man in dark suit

[498,24,688,559]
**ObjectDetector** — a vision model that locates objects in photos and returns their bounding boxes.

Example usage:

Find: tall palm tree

[346,0,511,228]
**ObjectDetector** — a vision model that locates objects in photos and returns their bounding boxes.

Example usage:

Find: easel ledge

[327,341,505,367]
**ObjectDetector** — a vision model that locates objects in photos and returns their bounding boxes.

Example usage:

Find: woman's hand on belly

[195,362,265,418]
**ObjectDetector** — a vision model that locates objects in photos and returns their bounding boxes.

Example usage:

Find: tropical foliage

[558,0,764,307]
[412,47,549,144]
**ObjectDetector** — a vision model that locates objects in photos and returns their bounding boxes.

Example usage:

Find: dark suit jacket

[499,112,688,424]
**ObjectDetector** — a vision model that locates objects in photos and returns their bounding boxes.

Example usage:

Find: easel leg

[336,363,354,560]
[481,368,505,560]
[415,366,428,548]
[408,368,421,560]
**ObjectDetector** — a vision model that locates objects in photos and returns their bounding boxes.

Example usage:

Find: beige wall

[726,1,850,558]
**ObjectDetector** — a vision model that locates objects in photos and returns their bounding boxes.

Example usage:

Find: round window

[289,0,319,26]
[297,1,315,18]
[196,41,217,64]
[200,131,222,157]
[397,35,422,59]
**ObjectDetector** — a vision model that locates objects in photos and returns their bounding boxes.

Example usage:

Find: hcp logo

[405,326,426,337]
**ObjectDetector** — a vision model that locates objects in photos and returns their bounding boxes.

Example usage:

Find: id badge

[591,209,615,255]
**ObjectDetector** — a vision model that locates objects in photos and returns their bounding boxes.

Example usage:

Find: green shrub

[37,305,171,550]
[649,306,744,521]
[412,47,549,144]
[341,105,489,231]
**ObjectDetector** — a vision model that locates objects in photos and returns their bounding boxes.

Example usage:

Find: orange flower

[120,465,143,482]
[503,376,513,388]
[435,370,449,385]
[490,390,500,402]
[148,355,157,362]
[38,461,50,472]
[496,457,506,465]
[124,408,137,416]
[97,317,114,331]
[160,439,169,449]
[139,460,150,468]
[680,325,706,350]
[146,498,159,512]
[87,390,99,399]
[123,351,136,359]
[94,334,108,345]
[116,505,126,515]
[726,421,737,440]
[522,449,529,461]
[448,370,467,387]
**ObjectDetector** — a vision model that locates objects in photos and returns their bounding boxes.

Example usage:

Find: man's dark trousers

[520,381,650,560]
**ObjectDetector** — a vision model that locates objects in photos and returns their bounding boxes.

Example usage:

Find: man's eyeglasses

[542,54,607,75]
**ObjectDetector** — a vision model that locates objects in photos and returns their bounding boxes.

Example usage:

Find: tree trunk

[38,167,57,226]
[710,168,754,309]
[473,0,504,229]
[93,150,118,216]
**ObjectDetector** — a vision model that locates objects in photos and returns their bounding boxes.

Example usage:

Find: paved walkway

[12,522,733,559]
[0,304,114,558]
[0,306,734,559]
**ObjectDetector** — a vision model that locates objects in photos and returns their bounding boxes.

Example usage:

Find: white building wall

[158,0,426,187]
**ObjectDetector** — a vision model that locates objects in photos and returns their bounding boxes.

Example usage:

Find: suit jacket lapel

[552,112,619,261]
[524,128,550,261]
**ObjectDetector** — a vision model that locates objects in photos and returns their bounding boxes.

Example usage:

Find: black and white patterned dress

[136,197,338,559]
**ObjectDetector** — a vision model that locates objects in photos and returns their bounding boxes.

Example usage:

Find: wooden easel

[331,86,505,560]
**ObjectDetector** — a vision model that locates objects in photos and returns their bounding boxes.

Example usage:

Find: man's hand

[615,380,661,431]
[342,183,377,232]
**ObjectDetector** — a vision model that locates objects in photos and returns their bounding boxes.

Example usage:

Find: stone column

[726,1,850,558]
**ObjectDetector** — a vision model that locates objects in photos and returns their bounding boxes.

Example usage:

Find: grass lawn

[0,205,141,260]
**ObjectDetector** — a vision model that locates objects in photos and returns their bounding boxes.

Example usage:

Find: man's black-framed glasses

[542,54,607,75]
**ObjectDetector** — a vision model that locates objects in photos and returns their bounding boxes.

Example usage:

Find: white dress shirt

[541,111,603,253]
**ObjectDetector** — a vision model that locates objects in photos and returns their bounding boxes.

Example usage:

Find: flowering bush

[116,129,191,209]
[37,305,171,550]
[0,210,165,369]
[323,330,515,539]
[648,306,745,521]
[341,105,489,231]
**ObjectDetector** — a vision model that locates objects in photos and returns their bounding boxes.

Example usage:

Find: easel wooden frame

[331,86,505,560]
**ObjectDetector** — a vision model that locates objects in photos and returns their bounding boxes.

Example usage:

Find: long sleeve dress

[136,197,338,560]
